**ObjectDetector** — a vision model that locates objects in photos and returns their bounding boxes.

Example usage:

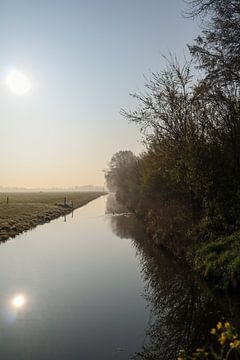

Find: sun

[5,69,31,95]
[11,294,26,308]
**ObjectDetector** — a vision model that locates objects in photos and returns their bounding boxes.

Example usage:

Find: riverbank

[186,229,240,291]
[0,191,106,242]
[111,192,240,292]
[144,212,240,292]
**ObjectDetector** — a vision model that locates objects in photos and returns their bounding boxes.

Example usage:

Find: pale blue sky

[0,0,199,187]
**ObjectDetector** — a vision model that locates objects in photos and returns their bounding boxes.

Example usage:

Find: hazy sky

[0,0,199,188]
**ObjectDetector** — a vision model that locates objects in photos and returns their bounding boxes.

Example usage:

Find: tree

[186,0,240,84]
[121,59,209,221]
[185,0,240,224]
[104,150,141,209]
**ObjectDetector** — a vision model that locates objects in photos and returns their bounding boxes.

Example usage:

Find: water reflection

[63,211,74,222]
[0,196,149,360]
[107,194,240,360]
[0,195,238,359]
[132,244,221,359]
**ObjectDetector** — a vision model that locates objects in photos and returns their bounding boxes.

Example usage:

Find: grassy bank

[187,230,240,291]
[0,191,105,242]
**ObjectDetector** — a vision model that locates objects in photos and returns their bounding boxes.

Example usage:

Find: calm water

[0,194,239,360]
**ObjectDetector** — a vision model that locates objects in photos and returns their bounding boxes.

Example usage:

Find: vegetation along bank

[105,0,240,291]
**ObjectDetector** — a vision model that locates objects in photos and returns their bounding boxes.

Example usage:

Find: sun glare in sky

[5,69,31,95]
[11,294,26,308]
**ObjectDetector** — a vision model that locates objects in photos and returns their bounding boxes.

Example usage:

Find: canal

[0,194,238,359]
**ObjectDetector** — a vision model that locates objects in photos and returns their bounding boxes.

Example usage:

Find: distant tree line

[105,0,240,285]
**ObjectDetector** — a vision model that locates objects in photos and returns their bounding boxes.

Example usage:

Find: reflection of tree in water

[132,244,223,360]
[106,194,145,242]
[107,195,240,360]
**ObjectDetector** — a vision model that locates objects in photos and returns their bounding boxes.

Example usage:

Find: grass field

[0,192,105,242]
